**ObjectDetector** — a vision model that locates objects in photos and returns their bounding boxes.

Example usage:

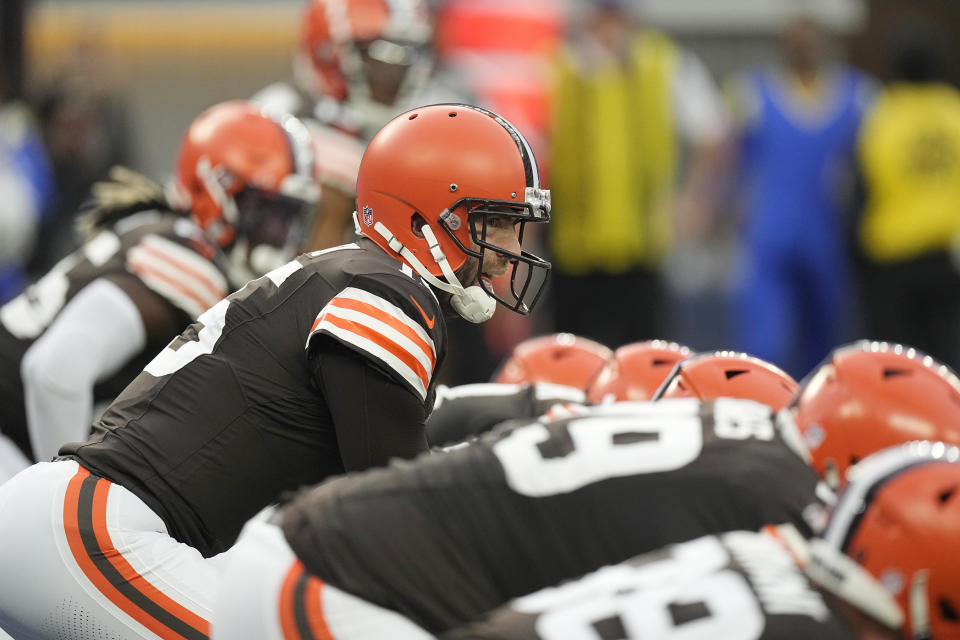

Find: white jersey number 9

[492,399,774,497]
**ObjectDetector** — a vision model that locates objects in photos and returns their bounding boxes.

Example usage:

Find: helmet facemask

[438,189,551,315]
[232,186,316,274]
[298,0,435,134]
[355,37,432,104]
[337,36,433,135]
[192,157,319,287]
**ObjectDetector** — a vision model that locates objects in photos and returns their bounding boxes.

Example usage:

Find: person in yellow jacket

[547,0,727,348]
[857,20,960,368]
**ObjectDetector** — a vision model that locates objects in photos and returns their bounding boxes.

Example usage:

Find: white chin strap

[373,220,495,323]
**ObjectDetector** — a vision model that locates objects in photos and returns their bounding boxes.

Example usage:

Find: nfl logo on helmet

[362,205,374,226]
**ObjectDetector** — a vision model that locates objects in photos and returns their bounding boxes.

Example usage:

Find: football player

[653,350,799,411]
[254,0,472,251]
[427,333,611,447]
[791,340,960,487]
[0,99,318,483]
[0,103,550,638]
[445,440,960,640]
[210,397,823,638]
[586,339,692,403]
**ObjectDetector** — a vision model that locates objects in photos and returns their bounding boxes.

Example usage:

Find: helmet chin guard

[450,286,497,324]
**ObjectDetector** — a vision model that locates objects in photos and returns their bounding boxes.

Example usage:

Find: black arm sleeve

[427,385,537,447]
[311,337,429,472]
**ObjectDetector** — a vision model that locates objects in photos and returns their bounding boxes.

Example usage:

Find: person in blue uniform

[728,15,874,377]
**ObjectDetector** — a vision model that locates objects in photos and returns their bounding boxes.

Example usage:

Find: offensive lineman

[211,397,825,638]
[444,526,887,640]
[0,100,319,483]
[445,441,960,640]
[0,103,550,639]
[218,343,960,640]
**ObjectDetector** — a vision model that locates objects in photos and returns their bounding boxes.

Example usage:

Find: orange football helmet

[494,333,612,390]
[818,441,960,639]
[357,104,551,321]
[297,0,433,125]
[653,351,798,411]
[791,341,960,484]
[586,340,692,403]
[170,100,319,283]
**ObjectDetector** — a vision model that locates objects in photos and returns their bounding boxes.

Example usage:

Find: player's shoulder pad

[125,226,228,320]
[306,264,443,402]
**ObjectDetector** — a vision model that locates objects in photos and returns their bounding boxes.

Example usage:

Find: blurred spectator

[0,93,54,304]
[30,46,132,275]
[547,0,727,349]
[727,15,874,378]
[855,19,960,368]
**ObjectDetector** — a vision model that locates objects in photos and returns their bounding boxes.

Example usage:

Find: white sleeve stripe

[322,304,435,371]
[333,287,435,350]
[315,319,427,400]
[127,262,206,319]
[139,234,227,299]
[128,248,223,311]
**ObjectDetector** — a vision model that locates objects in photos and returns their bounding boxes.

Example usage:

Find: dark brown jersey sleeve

[311,336,429,472]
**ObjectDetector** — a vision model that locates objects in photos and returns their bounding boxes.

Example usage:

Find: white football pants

[0,433,30,486]
[0,460,220,639]
[211,518,434,640]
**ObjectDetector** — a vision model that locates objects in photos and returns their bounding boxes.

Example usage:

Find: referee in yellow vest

[547,0,727,348]
[857,20,960,368]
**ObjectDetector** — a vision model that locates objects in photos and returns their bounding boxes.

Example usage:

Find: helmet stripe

[460,104,540,188]
[823,442,960,550]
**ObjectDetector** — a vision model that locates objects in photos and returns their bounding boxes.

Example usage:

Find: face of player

[456,212,522,291]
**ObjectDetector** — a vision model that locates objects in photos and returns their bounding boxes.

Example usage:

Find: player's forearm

[21,279,146,460]
[314,338,429,471]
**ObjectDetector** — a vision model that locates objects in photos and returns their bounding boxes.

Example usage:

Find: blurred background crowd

[3,0,960,385]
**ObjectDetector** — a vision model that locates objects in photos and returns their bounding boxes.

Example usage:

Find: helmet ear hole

[411,213,427,238]
[940,599,959,622]
[939,486,957,505]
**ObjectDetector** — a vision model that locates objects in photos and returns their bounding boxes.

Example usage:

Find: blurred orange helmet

[586,340,692,403]
[653,351,798,411]
[170,101,319,283]
[357,104,551,320]
[819,441,960,639]
[791,340,960,484]
[297,0,433,113]
[494,333,612,390]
